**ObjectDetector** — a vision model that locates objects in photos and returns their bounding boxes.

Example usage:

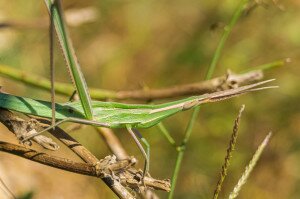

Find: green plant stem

[206,0,248,81]
[168,0,249,198]
[168,107,200,199]
[242,58,289,73]
[0,64,117,99]
[168,148,184,199]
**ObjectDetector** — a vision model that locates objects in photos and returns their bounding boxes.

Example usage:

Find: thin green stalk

[168,1,249,198]
[168,149,184,199]
[242,58,290,73]
[206,0,248,81]
[0,64,117,99]
[168,107,200,199]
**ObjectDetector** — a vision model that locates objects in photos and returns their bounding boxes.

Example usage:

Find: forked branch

[0,109,170,198]
[0,64,264,100]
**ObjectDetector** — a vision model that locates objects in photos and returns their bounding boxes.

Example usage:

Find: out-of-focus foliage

[0,0,299,198]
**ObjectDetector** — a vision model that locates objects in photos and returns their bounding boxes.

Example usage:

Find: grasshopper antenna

[69,90,79,102]
[50,1,56,128]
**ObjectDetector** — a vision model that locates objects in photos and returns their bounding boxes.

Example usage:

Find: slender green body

[0,92,196,128]
[0,79,275,129]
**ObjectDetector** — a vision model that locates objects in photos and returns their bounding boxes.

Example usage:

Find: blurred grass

[0,0,299,199]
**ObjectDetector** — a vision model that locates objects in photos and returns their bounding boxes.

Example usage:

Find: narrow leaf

[228,132,272,199]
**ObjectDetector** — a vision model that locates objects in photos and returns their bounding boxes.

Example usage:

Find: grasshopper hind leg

[133,128,150,178]
[126,126,150,181]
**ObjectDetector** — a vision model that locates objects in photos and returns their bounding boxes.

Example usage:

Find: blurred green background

[0,0,299,198]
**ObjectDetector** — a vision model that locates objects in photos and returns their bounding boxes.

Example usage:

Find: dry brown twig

[114,70,263,100]
[0,65,264,101]
[0,109,170,199]
[0,70,264,198]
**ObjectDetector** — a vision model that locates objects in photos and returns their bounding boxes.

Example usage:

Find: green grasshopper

[0,79,276,175]
[0,0,277,178]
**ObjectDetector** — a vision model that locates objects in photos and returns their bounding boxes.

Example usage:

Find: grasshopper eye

[68,108,74,114]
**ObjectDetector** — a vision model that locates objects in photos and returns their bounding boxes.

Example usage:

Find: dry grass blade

[213,105,245,199]
[228,132,272,199]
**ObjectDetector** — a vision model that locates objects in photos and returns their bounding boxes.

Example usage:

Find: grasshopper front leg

[20,117,110,143]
